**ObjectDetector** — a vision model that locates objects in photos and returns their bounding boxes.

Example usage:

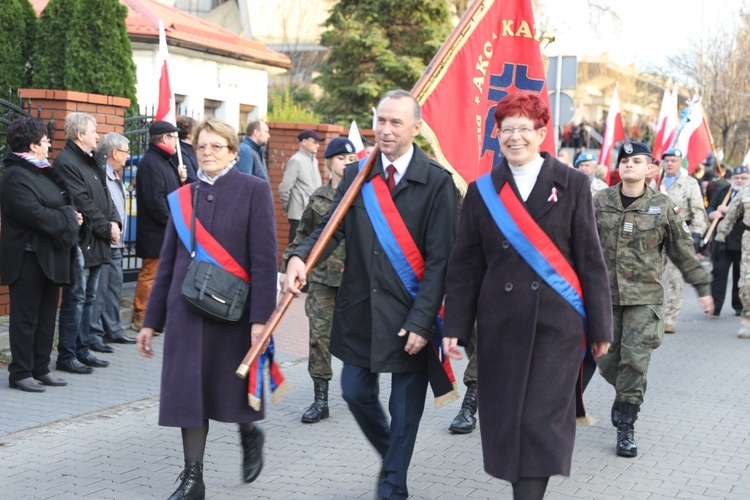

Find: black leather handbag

[181,185,250,323]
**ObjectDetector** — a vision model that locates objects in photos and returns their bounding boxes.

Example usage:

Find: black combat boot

[616,402,639,457]
[301,380,330,423]
[240,425,264,483]
[168,459,205,500]
[611,398,620,427]
[449,384,478,434]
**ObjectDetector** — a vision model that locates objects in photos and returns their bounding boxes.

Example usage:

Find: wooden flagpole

[236,0,491,377]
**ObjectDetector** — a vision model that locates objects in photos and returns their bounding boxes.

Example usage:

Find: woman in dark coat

[1,118,81,392]
[137,119,277,500]
[442,93,613,500]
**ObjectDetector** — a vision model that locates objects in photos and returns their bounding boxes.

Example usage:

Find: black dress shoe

[9,377,46,392]
[78,353,110,368]
[90,342,114,353]
[35,373,68,386]
[56,358,94,374]
[106,335,137,344]
[240,425,264,483]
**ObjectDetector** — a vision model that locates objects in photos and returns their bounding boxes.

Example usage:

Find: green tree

[315,0,451,125]
[33,0,137,106]
[0,0,37,93]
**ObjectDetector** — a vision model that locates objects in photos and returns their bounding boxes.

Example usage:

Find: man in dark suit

[284,90,458,500]
[708,166,749,316]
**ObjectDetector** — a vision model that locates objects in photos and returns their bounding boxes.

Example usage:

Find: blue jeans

[57,247,102,363]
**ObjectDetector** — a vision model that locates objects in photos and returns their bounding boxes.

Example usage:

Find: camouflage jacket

[658,173,708,235]
[594,183,711,305]
[716,184,750,243]
[591,177,609,194]
[281,183,344,287]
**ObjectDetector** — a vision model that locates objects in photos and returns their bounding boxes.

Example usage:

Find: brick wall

[0,89,130,315]
[267,122,375,265]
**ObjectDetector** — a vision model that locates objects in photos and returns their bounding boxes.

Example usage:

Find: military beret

[662,148,683,159]
[732,165,750,176]
[297,130,324,141]
[149,120,179,136]
[574,151,598,168]
[324,137,356,158]
[616,141,652,166]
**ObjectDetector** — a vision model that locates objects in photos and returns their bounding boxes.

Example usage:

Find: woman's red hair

[493,92,550,129]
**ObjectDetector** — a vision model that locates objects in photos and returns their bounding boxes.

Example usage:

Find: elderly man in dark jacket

[133,120,187,329]
[285,91,458,500]
[55,112,121,374]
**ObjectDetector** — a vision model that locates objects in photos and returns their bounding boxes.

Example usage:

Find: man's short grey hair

[98,132,129,159]
[379,90,421,122]
[64,112,96,141]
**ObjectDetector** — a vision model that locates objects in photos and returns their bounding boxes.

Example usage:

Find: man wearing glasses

[89,133,137,347]
[133,121,188,331]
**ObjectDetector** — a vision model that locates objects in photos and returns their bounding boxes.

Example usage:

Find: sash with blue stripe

[359,161,458,407]
[167,184,286,410]
[475,173,586,321]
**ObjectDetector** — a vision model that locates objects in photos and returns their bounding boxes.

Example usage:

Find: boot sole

[301,411,330,424]
[616,448,637,457]
[448,425,475,434]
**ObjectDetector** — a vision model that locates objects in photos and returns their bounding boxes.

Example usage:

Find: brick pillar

[266,122,346,265]
[0,90,131,316]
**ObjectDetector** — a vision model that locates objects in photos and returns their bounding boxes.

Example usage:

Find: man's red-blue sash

[359,161,457,407]
[475,173,586,321]
[167,184,285,409]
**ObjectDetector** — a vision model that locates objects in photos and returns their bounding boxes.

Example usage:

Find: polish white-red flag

[155,19,175,124]
[652,86,678,162]
[675,98,712,174]
[348,121,366,159]
[600,85,626,183]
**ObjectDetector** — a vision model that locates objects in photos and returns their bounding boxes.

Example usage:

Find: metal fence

[0,89,50,157]
[121,107,155,282]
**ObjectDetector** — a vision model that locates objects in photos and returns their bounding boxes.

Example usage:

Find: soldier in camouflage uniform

[594,141,713,458]
[281,138,358,423]
[715,175,750,339]
[657,148,708,333]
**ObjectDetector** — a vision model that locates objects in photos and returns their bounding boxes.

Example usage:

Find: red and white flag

[155,19,175,124]
[348,121,366,159]
[599,85,626,182]
[675,98,712,174]
[652,86,678,162]
[419,0,555,188]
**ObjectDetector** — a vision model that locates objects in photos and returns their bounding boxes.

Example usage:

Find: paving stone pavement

[1,285,749,499]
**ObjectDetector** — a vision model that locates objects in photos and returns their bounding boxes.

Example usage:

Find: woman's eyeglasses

[195,143,229,154]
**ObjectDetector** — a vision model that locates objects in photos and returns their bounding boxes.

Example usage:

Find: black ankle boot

[611,398,620,427]
[301,380,330,423]
[240,425,264,483]
[168,459,205,500]
[616,402,639,457]
[449,385,478,434]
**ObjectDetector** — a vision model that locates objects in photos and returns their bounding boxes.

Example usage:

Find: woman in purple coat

[137,119,277,500]
[442,93,613,500]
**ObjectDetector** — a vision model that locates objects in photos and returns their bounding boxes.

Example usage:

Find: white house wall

[132,43,271,129]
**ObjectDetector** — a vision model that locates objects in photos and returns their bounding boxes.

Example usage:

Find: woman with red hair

[442,92,613,499]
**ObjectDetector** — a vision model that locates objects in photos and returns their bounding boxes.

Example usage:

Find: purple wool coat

[143,167,278,428]
[444,154,613,483]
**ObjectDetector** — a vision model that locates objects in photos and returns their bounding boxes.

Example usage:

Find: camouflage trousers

[598,304,664,406]
[304,283,337,382]
[462,327,477,387]
[739,233,750,326]
[663,258,684,326]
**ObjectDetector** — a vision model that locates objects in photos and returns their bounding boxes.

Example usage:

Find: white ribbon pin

[547,187,558,202]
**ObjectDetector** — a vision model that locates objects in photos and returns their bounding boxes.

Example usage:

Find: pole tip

[236,364,249,378]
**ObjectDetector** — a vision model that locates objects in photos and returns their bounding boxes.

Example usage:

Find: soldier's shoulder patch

[673,206,681,215]
[682,221,690,233]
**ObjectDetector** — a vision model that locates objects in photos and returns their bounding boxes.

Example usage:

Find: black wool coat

[136,143,182,258]
[443,154,613,482]
[293,145,459,373]
[54,140,117,267]
[0,153,79,285]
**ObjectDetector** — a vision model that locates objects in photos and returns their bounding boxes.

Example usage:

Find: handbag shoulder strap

[190,184,199,256]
